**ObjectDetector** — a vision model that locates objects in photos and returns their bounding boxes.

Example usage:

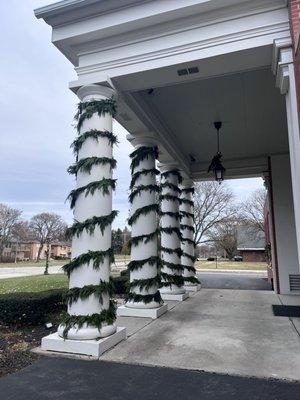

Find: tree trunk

[44,243,50,275]
[36,242,43,262]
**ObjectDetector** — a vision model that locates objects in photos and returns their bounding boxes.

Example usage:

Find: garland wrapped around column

[159,168,185,294]
[58,85,118,340]
[126,143,162,308]
[180,183,200,289]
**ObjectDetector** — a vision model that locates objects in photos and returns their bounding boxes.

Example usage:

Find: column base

[161,292,189,301]
[184,284,201,292]
[41,327,126,358]
[117,304,167,319]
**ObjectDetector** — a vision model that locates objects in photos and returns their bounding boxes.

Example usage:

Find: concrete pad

[41,327,126,357]
[117,304,167,319]
[185,284,201,292]
[102,289,300,380]
[161,292,189,301]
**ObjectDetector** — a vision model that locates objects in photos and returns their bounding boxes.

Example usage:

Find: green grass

[0,274,68,294]
[0,260,67,268]
[195,261,267,271]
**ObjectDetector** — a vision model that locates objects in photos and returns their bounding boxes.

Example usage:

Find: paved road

[197,270,271,290]
[0,358,298,400]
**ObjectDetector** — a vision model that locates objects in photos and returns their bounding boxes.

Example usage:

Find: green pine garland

[182,251,197,262]
[60,300,116,339]
[129,184,160,204]
[160,194,181,203]
[182,265,197,273]
[180,224,195,232]
[125,291,162,304]
[161,170,182,184]
[64,279,114,306]
[130,168,160,190]
[130,146,158,174]
[161,182,181,193]
[181,187,194,194]
[180,210,194,219]
[160,272,184,287]
[68,157,117,175]
[160,246,183,257]
[130,229,160,247]
[128,204,159,226]
[160,226,182,239]
[159,211,182,220]
[71,130,118,154]
[66,211,118,238]
[180,198,194,206]
[184,276,200,284]
[127,275,161,291]
[67,178,116,209]
[75,99,117,132]
[181,237,195,245]
[161,260,184,272]
[127,256,160,272]
[63,248,114,277]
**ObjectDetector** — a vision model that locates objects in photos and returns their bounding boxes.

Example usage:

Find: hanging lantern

[208,121,226,184]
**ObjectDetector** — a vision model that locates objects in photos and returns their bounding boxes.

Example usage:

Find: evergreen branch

[182,265,197,273]
[180,199,194,206]
[161,260,184,272]
[159,194,181,203]
[127,275,161,291]
[60,300,116,339]
[180,224,195,232]
[66,211,118,238]
[67,178,117,209]
[64,279,114,306]
[63,248,114,277]
[182,251,196,262]
[71,130,118,154]
[129,184,160,204]
[160,226,182,239]
[159,211,182,220]
[130,168,160,190]
[184,276,200,284]
[160,272,184,287]
[160,246,183,257]
[180,211,194,219]
[161,170,182,184]
[181,237,195,245]
[127,256,159,271]
[125,291,162,305]
[130,229,159,247]
[75,99,117,132]
[161,182,181,193]
[130,146,158,174]
[68,157,117,175]
[128,204,159,226]
[181,187,194,194]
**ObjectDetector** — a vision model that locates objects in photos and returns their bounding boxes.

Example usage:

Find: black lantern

[208,121,226,184]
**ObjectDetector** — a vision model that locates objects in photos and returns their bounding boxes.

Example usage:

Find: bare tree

[194,181,236,245]
[0,204,22,259]
[11,220,30,263]
[240,188,267,233]
[208,218,239,260]
[29,213,67,274]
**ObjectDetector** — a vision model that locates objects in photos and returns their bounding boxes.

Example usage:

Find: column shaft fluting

[126,145,162,308]
[160,169,185,294]
[59,85,117,340]
[180,184,199,288]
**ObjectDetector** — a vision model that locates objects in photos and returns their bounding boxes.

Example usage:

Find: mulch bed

[0,313,60,378]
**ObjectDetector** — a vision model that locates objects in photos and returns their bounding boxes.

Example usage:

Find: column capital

[158,162,180,173]
[181,178,194,188]
[76,84,116,102]
[126,134,159,148]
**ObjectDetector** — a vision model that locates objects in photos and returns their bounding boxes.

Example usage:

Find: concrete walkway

[198,270,271,290]
[104,289,300,381]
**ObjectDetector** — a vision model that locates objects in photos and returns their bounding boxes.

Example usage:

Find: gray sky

[0,0,264,229]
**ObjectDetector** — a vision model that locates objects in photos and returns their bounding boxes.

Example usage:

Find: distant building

[237,226,266,262]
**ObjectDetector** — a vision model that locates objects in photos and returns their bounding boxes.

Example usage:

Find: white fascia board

[237,248,265,251]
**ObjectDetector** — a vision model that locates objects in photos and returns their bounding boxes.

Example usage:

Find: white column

[160,167,188,301]
[59,84,118,340]
[180,180,201,292]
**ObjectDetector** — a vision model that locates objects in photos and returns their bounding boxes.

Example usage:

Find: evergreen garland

[66,211,118,238]
[161,170,183,184]
[160,246,183,257]
[160,182,181,193]
[130,229,160,247]
[159,211,182,220]
[180,224,195,232]
[67,178,117,209]
[128,204,159,226]
[71,130,118,154]
[128,275,161,291]
[130,146,158,174]
[64,279,114,306]
[128,184,160,204]
[61,300,116,339]
[159,194,181,203]
[75,99,117,132]
[181,237,195,245]
[130,168,160,190]
[160,226,182,239]
[68,157,117,175]
[180,210,194,219]
[184,276,200,284]
[182,265,197,273]
[181,187,194,194]
[127,256,160,272]
[160,272,184,287]
[161,260,184,272]
[180,198,194,206]
[125,291,162,304]
[181,251,197,262]
[63,248,114,277]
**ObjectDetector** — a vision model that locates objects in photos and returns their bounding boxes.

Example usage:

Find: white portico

[36,0,300,356]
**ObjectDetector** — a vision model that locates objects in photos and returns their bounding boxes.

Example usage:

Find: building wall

[241,250,265,263]
[271,153,299,294]
[288,0,300,119]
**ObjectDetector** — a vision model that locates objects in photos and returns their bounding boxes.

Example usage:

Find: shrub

[0,289,66,325]
[113,275,128,295]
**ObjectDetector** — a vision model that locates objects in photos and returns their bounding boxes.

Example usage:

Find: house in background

[1,241,71,262]
[237,226,266,262]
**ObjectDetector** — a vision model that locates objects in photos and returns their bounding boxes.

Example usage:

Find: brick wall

[288,0,300,117]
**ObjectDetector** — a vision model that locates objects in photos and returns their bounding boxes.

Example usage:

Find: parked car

[234,255,243,262]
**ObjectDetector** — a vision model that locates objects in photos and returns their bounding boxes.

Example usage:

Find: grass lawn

[0,274,68,294]
[195,261,267,271]
[0,260,67,269]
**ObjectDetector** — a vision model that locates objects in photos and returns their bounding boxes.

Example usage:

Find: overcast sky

[0,0,264,229]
